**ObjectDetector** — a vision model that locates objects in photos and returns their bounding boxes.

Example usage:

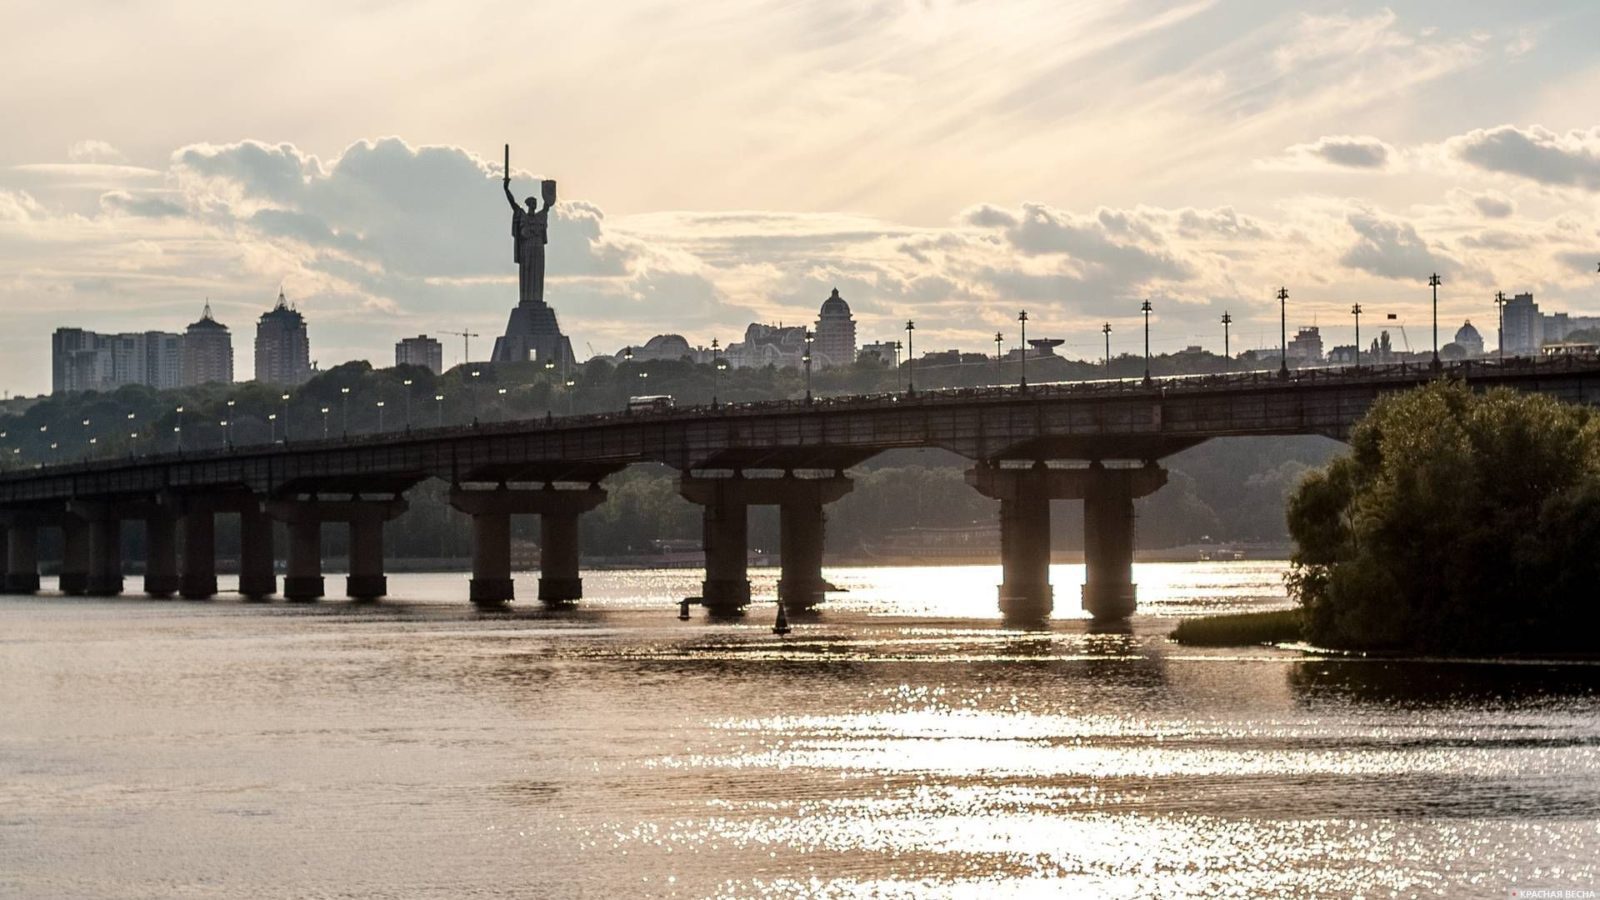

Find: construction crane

[443,330,481,366]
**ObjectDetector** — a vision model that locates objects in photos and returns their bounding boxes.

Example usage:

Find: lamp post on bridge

[281,393,291,442]
[1429,272,1442,371]
[340,387,350,437]
[1352,303,1362,369]
[224,399,235,446]
[904,320,916,395]
[1277,286,1290,379]
[1221,312,1232,363]
[320,406,330,439]
[1494,291,1506,362]
[376,400,386,433]
[1102,322,1112,372]
[893,341,902,391]
[1140,299,1153,384]
[435,394,445,427]
[402,379,412,431]
[268,413,277,443]
[1350,304,1363,368]
[711,338,721,408]
[469,370,481,424]
[994,331,1003,378]
[1018,310,1028,389]
[171,409,181,452]
[803,329,814,404]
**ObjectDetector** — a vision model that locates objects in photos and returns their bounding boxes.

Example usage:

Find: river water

[1,562,1596,899]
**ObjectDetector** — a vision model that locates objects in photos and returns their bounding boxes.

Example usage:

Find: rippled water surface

[2,562,1597,898]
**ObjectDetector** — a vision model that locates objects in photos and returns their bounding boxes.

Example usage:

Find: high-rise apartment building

[52,327,185,394]
[395,334,444,374]
[813,288,857,369]
[254,290,313,385]
[181,303,234,386]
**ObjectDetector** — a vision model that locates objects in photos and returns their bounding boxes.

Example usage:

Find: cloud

[1448,125,1600,191]
[1470,192,1515,219]
[67,140,130,165]
[1340,210,1460,280]
[1279,135,1394,170]
[99,190,186,218]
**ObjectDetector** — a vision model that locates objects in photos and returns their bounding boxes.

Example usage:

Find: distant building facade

[254,290,312,385]
[616,334,695,363]
[395,334,444,374]
[181,303,234,387]
[813,288,857,368]
[52,327,184,394]
[1453,321,1485,358]
[1286,326,1324,364]
[859,341,897,365]
[1502,293,1540,356]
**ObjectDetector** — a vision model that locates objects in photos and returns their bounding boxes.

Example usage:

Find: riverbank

[1170,608,1302,646]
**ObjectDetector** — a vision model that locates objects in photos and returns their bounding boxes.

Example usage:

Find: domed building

[1454,320,1485,358]
[813,288,856,368]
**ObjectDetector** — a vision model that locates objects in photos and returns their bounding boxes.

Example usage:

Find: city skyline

[3,2,1600,395]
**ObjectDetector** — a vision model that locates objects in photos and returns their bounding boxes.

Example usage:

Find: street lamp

[1494,290,1507,362]
[320,406,330,439]
[281,393,291,442]
[1429,272,1442,371]
[340,386,350,436]
[1140,299,1153,384]
[893,341,902,391]
[225,399,235,446]
[402,379,412,431]
[1017,310,1031,389]
[376,400,386,433]
[434,393,445,427]
[803,329,814,403]
[994,331,1003,376]
[1352,303,1363,369]
[1221,312,1232,363]
[1277,286,1290,378]
[1102,322,1112,371]
[173,406,183,451]
[269,412,278,443]
[469,369,481,423]
[711,338,722,408]
[904,320,915,395]
[564,379,575,415]
[218,420,229,450]
[496,386,507,421]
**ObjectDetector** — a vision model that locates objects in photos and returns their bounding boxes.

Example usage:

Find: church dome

[819,288,851,318]
[1454,321,1482,345]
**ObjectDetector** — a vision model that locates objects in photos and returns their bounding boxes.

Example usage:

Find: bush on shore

[1170,608,1303,646]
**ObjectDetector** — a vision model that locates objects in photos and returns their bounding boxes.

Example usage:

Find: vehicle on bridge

[627,395,675,414]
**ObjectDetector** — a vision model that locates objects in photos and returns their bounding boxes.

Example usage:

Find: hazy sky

[2,0,1598,394]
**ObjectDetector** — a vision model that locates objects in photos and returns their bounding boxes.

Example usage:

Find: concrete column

[283,517,323,601]
[468,509,513,605]
[450,485,606,607]
[238,506,276,600]
[180,509,217,599]
[86,515,124,596]
[998,475,1053,622]
[538,511,583,604]
[1082,464,1137,621]
[5,523,40,594]
[699,492,750,615]
[777,498,828,611]
[59,516,89,595]
[144,512,179,597]
[346,512,387,600]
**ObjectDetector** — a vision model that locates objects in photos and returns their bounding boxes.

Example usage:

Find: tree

[1286,381,1600,653]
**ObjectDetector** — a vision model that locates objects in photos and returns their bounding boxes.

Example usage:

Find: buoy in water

[677,597,692,621]
[772,600,791,636]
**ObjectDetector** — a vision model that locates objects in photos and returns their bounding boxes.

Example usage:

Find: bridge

[3,357,1597,622]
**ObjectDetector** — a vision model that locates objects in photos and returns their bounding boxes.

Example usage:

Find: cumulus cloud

[1470,192,1515,219]
[67,140,130,165]
[1448,125,1600,191]
[1279,135,1394,170]
[1340,211,1460,279]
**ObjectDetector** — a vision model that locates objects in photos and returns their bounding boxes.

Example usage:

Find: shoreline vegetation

[1182,382,1600,654]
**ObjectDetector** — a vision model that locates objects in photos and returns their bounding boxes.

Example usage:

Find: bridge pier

[680,471,853,615]
[85,512,124,597]
[59,515,90,596]
[5,522,39,594]
[967,461,1166,623]
[450,484,608,606]
[180,508,218,599]
[238,505,276,600]
[268,497,407,601]
[144,511,180,598]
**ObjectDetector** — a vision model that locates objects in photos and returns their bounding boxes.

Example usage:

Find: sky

[2,0,1598,396]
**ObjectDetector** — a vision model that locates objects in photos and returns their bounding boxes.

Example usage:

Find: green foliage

[1170,609,1302,646]
[1286,381,1600,654]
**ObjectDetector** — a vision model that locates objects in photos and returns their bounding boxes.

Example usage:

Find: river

[2,562,1596,898]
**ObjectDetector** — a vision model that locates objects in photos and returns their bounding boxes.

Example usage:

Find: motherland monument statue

[491,144,576,367]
